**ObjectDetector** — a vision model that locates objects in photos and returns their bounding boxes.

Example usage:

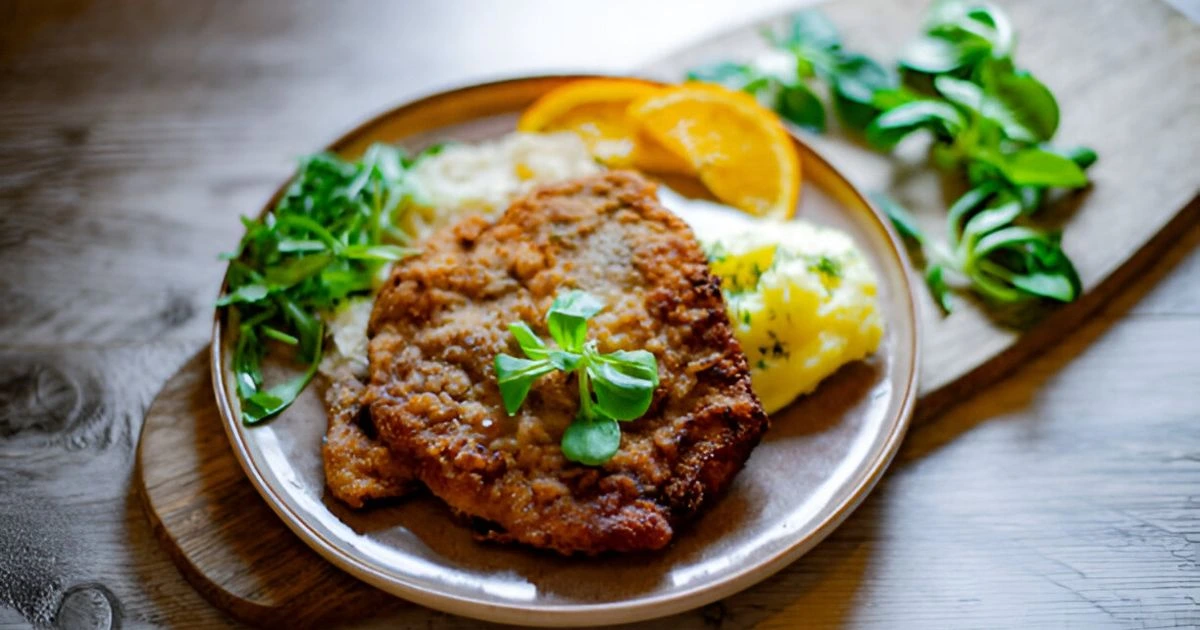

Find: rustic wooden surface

[2,0,1199,628]
[136,353,404,628]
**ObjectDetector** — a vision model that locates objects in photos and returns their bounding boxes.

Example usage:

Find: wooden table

[1,1,1198,628]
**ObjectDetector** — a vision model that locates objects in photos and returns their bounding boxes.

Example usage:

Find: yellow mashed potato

[702,221,884,414]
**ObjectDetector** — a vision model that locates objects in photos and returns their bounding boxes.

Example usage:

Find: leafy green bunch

[688,2,1099,313]
[494,291,660,466]
[688,11,898,133]
[869,2,1096,309]
[219,144,428,424]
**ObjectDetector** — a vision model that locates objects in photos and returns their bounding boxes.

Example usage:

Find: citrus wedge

[629,83,801,219]
[517,78,692,173]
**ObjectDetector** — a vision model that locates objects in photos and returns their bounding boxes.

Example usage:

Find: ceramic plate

[211,75,920,627]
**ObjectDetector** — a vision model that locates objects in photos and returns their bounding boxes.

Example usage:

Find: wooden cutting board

[136,0,1200,626]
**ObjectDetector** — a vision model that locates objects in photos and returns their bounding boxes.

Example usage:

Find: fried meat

[352,171,768,554]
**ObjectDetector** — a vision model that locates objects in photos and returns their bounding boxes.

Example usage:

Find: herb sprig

[688,2,1097,314]
[494,290,660,466]
[219,144,429,424]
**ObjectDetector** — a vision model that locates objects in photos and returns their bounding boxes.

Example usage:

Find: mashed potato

[406,132,601,236]
[703,222,883,414]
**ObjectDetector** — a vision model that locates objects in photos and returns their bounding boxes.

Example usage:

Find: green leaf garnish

[508,322,548,359]
[546,290,605,352]
[776,82,827,133]
[832,54,899,130]
[494,354,556,415]
[993,148,1089,188]
[241,323,323,425]
[216,283,271,307]
[900,35,988,75]
[809,255,843,279]
[588,350,660,421]
[866,99,964,149]
[548,350,583,372]
[1059,145,1098,170]
[987,70,1059,142]
[494,291,658,466]
[218,143,433,425]
[561,415,621,466]
[925,265,954,313]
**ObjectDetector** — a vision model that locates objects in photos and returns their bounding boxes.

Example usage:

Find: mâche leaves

[865,99,964,149]
[588,351,660,421]
[494,354,557,415]
[508,322,548,359]
[994,148,1088,188]
[777,82,827,132]
[219,143,431,425]
[988,70,1059,142]
[495,291,659,465]
[901,35,988,75]
[687,61,756,89]
[690,1,1097,313]
[902,1,1011,74]
[1060,146,1098,170]
[561,416,621,466]
[832,54,899,130]
[925,264,954,313]
[546,289,605,352]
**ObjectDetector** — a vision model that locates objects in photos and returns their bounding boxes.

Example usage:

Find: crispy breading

[357,171,768,554]
[321,375,417,508]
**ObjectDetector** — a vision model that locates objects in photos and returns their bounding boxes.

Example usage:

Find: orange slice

[629,83,801,219]
[517,78,692,173]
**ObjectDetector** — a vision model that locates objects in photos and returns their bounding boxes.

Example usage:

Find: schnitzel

[333,171,768,554]
[321,376,417,508]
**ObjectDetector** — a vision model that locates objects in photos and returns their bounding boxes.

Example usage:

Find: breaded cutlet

[347,171,767,555]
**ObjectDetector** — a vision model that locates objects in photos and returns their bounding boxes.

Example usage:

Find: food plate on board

[210,75,919,626]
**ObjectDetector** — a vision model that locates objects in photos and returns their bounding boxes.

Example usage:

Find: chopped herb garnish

[494,290,660,466]
[810,255,842,278]
[219,143,433,425]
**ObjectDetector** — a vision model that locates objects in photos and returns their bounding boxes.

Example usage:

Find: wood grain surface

[136,353,403,628]
[2,0,1199,628]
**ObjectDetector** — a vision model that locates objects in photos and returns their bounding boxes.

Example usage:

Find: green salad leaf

[218,143,431,425]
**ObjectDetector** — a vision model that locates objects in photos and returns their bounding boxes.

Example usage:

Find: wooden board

[136,351,403,628]
[132,0,1200,626]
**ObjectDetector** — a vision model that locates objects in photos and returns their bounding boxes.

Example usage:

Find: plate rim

[209,73,922,627]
